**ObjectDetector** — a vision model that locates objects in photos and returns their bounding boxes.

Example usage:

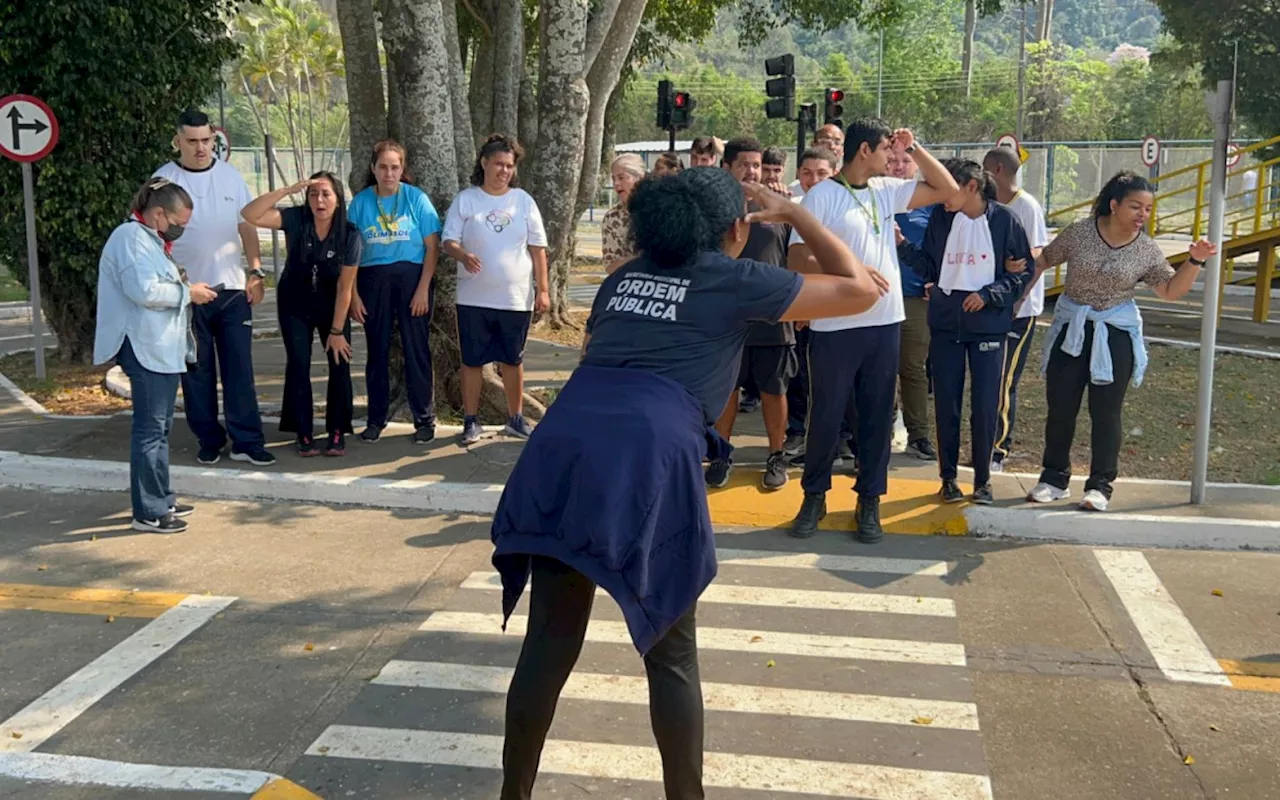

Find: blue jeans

[118,338,179,521]
[181,289,265,453]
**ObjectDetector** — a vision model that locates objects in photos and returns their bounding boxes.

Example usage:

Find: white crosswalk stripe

[300,546,992,798]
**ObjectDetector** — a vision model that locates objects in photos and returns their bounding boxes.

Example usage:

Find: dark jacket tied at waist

[491,365,727,655]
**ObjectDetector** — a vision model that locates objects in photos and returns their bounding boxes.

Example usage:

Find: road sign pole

[1191,79,1233,505]
[21,162,46,380]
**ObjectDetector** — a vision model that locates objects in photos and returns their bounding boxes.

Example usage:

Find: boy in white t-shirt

[788,120,958,543]
[153,109,274,467]
[983,146,1050,472]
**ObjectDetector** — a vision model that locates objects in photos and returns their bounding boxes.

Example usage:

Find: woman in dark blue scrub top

[242,172,362,456]
[490,168,891,800]
[347,140,442,445]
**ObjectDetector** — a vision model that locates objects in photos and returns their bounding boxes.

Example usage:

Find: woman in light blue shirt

[94,178,217,533]
[347,139,442,445]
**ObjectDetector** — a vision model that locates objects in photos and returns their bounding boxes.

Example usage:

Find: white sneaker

[1080,489,1109,512]
[990,460,1004,474]
[1027,482,1070,503]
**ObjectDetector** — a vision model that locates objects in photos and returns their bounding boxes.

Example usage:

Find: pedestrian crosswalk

[299,545,992,799]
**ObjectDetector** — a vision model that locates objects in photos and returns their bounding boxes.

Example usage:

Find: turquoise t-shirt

[348,183,442,267]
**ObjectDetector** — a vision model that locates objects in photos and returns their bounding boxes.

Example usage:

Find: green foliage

[0,0,240,361]
[1151,0,1280,147]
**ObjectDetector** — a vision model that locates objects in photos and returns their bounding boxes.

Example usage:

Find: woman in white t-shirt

[442,134,550,447]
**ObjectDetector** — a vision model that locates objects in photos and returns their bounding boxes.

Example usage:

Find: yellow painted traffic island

[707,472,969,535]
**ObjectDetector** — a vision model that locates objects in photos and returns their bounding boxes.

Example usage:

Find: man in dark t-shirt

[704,138,799,492]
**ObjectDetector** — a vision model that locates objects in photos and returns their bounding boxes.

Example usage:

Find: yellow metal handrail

[1047,134,1280,240]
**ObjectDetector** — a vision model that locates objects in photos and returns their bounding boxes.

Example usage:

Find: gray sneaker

[782,433,805,456]
[762,451,789,491]
[505,414,534,438]
[460,420,482,446]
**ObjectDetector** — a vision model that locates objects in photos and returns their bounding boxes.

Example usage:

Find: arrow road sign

[0,94,59,163]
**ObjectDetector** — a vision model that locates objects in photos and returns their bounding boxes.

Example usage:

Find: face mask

[159,220,185,243]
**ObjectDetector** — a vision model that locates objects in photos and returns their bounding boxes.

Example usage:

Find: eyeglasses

[816,138,843,147]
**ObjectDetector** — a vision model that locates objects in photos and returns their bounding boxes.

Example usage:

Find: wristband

[1188,256,1206,267]
[329,328,344,336]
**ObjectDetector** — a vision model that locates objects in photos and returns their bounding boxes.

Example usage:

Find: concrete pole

[1190,79,1233,504]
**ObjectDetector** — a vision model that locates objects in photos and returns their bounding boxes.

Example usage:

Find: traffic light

[823,88,845,128]
[656,80,673,130]
[765,53,795,120]
[671,91,696,130]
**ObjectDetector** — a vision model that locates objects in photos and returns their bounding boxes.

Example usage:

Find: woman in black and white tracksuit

[907,159,1031,505]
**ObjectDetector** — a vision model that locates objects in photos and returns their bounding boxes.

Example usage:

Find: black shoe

[132,513,188,533]
[324,431,346,456]
[705,458,732,488]
[940,479,965,504]
[360,424,383,443]
[231,447,276,467]
[761,451,789,491]
[971,483,994,505]
[738,396,760,413]
[790,493,827,539]
[168,502,195,518]
[295,435,320,457]
[907,438,938,461]
[196,447,222,465]
[413,425,436,445]
[854,495,884,544]
[782,433,805,456]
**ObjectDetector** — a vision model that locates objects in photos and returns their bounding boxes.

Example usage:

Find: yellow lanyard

[837,176,881,236]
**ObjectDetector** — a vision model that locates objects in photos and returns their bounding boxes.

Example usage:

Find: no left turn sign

[0,94,59,163]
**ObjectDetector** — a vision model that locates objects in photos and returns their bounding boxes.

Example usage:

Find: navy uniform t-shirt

[583,251,804,424]
[278,206,363,298]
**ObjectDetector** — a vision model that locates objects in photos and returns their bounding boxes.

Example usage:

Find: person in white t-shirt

[153,108,274,468]
[442,134,550,447]
[983,146,1050,472]
[788,120,958,543]
[788,124,844,199]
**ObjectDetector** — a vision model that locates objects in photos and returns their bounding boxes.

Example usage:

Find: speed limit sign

[1140,136,1161,168]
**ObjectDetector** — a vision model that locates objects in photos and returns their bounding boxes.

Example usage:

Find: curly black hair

[628,167,745,269]
[1094,170,1155,218]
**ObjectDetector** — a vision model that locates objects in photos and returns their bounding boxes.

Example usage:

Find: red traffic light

[828,90,845,102]
[674,93,688,108]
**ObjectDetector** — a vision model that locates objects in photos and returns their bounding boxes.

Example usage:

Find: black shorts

[738,345,798,396]
[458,305,532,367]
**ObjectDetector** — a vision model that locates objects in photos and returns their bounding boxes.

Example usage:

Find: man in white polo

[154,108,274,467]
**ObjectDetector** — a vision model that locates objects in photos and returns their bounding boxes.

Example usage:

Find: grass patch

[992,339,1280,485]
[0,261,28,303]
[0,350,131,416]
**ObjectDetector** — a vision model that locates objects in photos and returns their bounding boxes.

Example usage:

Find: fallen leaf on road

[1209,725,1221,732]
[90,534,98,542]
[1211,589,1224,597]
[10,732,22,739]
[916,597,923,603]
[750,635,763,643]
[37,565,47,571]
[766,660,776,668]
[303,643,315,652]
[1183,755,1195,765]
[912,716,934,726]
[317,746,330,754]
[105,615,115,623]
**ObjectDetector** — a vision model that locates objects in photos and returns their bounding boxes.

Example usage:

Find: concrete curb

[965,506,1280,551]
[3,450,1278,551]
[0,302,31,321]
[0,451,505,515]
[104,365,131,400]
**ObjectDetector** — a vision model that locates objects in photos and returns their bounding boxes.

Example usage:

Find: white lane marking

[418,611,967,666]
[0,594,237,751]
[716,547,951,576]
[1093,549,1231,686]
[375,660,981,730]
[460,572,956,617]
[0,752,275,793]
[306,725,993,800]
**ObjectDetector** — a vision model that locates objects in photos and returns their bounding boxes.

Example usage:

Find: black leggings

[501,556,705,799]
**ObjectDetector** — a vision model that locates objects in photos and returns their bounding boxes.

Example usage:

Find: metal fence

[228,147,354,197]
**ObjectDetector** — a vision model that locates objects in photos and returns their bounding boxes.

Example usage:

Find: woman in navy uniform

[490,167,891,799]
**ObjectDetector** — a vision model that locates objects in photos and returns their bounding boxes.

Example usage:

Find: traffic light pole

[795,112,807,170]
[668,126,676,152]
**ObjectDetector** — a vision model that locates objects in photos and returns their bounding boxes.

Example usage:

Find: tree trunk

[962,0,976,98]
[491,0,524,138]
[527,0,590,328]
[518,62,540,155]
[440,0,477,187]
[335,0,386,189]
[572,0,647,227]
[1037,0,1054,42]
[602,77,623,166]
[583,0,622,74]
[466,0,496,144]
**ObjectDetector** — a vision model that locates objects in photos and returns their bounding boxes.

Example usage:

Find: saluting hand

[742,181,797,224]
[286,178,321,195]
